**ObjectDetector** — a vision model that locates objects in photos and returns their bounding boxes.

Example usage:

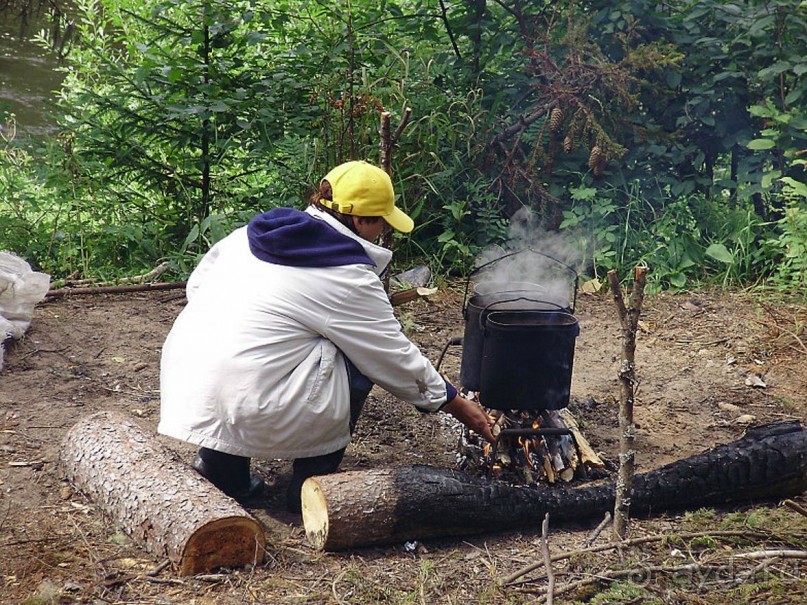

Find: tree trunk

[59,411,265,575]
[302,421,807,551]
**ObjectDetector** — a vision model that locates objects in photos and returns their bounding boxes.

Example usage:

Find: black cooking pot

[460,292,564,391]
[459,248,578,393]
[479,310,579,410]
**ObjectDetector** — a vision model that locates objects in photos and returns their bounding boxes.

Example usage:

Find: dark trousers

[196,357,373,511]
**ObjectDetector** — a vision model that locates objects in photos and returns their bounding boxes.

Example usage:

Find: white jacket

[158,207,453,458]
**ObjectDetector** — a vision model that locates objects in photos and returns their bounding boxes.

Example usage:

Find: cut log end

[60,410,266,575]
[301,470,406,551]
[181,516,266,576]
[301,480,329,551]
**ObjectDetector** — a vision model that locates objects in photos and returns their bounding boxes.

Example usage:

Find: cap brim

[383,206,414,233]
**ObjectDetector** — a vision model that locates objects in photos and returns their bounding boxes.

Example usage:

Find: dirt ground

[1,281,805,604]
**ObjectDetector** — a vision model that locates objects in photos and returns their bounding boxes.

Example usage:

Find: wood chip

[744,374,767,388]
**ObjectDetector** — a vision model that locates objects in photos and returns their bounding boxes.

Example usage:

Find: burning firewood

[554,408,605,472]
[458,395,604,485]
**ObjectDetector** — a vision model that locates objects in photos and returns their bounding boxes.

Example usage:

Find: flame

[520,437,537,470]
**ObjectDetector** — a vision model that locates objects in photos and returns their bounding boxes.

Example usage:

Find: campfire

[457,393,606,485]
[447,248,608,486]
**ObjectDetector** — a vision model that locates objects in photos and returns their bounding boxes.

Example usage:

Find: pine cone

[588,146,606,175]
[563,135,574,153]
[550,107,564,133]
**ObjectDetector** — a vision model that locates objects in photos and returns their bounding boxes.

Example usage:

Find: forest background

[0,0,805,292]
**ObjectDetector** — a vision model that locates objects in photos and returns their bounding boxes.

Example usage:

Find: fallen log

[45,281,187,299]
[60,410,265,575]
[302,420,807,551]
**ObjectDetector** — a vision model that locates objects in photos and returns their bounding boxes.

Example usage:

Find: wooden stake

[540,513,555,605]
[607,266,648,541]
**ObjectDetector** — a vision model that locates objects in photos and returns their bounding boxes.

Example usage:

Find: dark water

[0,16,64,137]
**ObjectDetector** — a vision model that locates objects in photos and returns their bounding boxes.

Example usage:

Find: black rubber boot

[286,448,345,514]
[192,447,266,502]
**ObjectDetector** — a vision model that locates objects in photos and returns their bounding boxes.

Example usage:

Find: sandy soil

[1,282,804,603]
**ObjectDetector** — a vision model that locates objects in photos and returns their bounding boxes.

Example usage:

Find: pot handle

[478,297,566,333]
[462,247,579,315]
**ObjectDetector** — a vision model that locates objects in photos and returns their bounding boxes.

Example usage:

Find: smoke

[472,208,584,311]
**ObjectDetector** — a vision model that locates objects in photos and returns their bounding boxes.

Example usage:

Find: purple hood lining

[247,208,375,268]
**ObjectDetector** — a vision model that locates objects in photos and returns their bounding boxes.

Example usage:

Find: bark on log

[302,420,807,551]
[59,410,265,575]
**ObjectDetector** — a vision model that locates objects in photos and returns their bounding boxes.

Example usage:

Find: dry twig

[733,549,807,561]
[586,511,613,546]
[45,281,187,299]
[523,563,725,598]
[500,529,772,586]
[145,559,171,577]
[331,568,350,605]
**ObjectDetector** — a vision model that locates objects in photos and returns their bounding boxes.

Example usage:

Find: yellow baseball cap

[321,161,414,233]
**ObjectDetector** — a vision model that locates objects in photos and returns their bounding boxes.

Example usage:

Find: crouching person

[158,160,494,513]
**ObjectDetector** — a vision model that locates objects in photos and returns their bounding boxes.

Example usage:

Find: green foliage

[53,0,295,234]
[764,200,807,292]
[560,183,621,278]
[587,581,659,605]
[746,98,807,292]
[560,178,786,291]
[0,0,805,291]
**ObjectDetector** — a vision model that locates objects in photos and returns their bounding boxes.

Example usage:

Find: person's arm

[320,272,453,411]
[442,395,495,443]
[318,273,494,442]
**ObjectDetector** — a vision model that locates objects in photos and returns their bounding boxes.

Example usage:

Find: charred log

[303,421,807,551]
[59,410,266,575]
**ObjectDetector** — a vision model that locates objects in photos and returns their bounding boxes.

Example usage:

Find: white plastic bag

[0,251,51,369]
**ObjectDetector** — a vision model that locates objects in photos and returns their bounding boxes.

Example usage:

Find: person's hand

[442,395,495,443]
